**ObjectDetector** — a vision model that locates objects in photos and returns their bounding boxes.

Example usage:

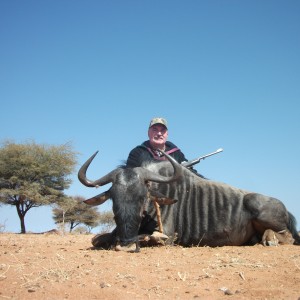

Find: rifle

[181,148,223,168]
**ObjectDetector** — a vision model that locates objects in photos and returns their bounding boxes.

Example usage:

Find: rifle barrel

[182,148,223,168]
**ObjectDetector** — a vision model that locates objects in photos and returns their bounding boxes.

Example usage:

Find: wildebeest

[78,151,300,252]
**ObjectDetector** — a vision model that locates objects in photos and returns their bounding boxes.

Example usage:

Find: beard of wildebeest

[110,168,148,246]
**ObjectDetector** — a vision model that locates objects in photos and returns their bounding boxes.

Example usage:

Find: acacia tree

[97,210,115,233]
[53,196,102,233]
[0,140,77,233]
[53,196,77,233]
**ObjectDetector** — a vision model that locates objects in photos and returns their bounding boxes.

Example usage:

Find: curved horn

[78,151,119,187]
[78,149,182,188]
[138,149,182,183]
[161,149,182,181]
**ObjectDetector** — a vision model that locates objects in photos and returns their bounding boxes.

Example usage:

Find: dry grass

[0,233,300,299]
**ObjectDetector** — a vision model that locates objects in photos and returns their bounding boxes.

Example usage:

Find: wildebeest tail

[288,212,300,245]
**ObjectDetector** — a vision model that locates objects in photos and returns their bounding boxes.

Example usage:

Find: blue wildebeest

[78,151,300,252]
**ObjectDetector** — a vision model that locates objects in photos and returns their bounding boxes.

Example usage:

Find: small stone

[224,289,234,295]
[100,282,111,288]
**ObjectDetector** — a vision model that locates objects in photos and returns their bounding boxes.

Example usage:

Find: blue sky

[1,1,300,233]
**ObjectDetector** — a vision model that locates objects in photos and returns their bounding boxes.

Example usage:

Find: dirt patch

[0,233,299,299]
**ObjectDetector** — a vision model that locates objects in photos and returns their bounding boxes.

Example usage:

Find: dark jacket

[126,140,205,178]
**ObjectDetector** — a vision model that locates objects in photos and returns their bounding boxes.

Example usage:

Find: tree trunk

[16,203,26,234]
[70,221,74,233]
[20,216,26,234]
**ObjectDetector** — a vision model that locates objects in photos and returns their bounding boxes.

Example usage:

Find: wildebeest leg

[243,193,292,245]
[139,231,169,247]
[261,229,279,246]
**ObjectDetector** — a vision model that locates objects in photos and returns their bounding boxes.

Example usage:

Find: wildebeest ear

[149,189,178,205]
[83,191,110,206]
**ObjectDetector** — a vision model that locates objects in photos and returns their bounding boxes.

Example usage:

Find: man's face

[148,124,168,148]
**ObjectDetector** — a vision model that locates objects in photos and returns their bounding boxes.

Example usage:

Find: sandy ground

[0,233,300,300]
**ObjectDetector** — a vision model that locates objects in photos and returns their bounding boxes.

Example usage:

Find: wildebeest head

[78,150,182,252]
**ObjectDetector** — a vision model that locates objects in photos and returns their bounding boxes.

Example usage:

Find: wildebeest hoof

[266,241,278,246]
[262,230,279,246]
[149,231,169,245]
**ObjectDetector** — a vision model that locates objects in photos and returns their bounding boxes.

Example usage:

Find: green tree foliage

[0,140,77,233]
[53,196,102,233]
